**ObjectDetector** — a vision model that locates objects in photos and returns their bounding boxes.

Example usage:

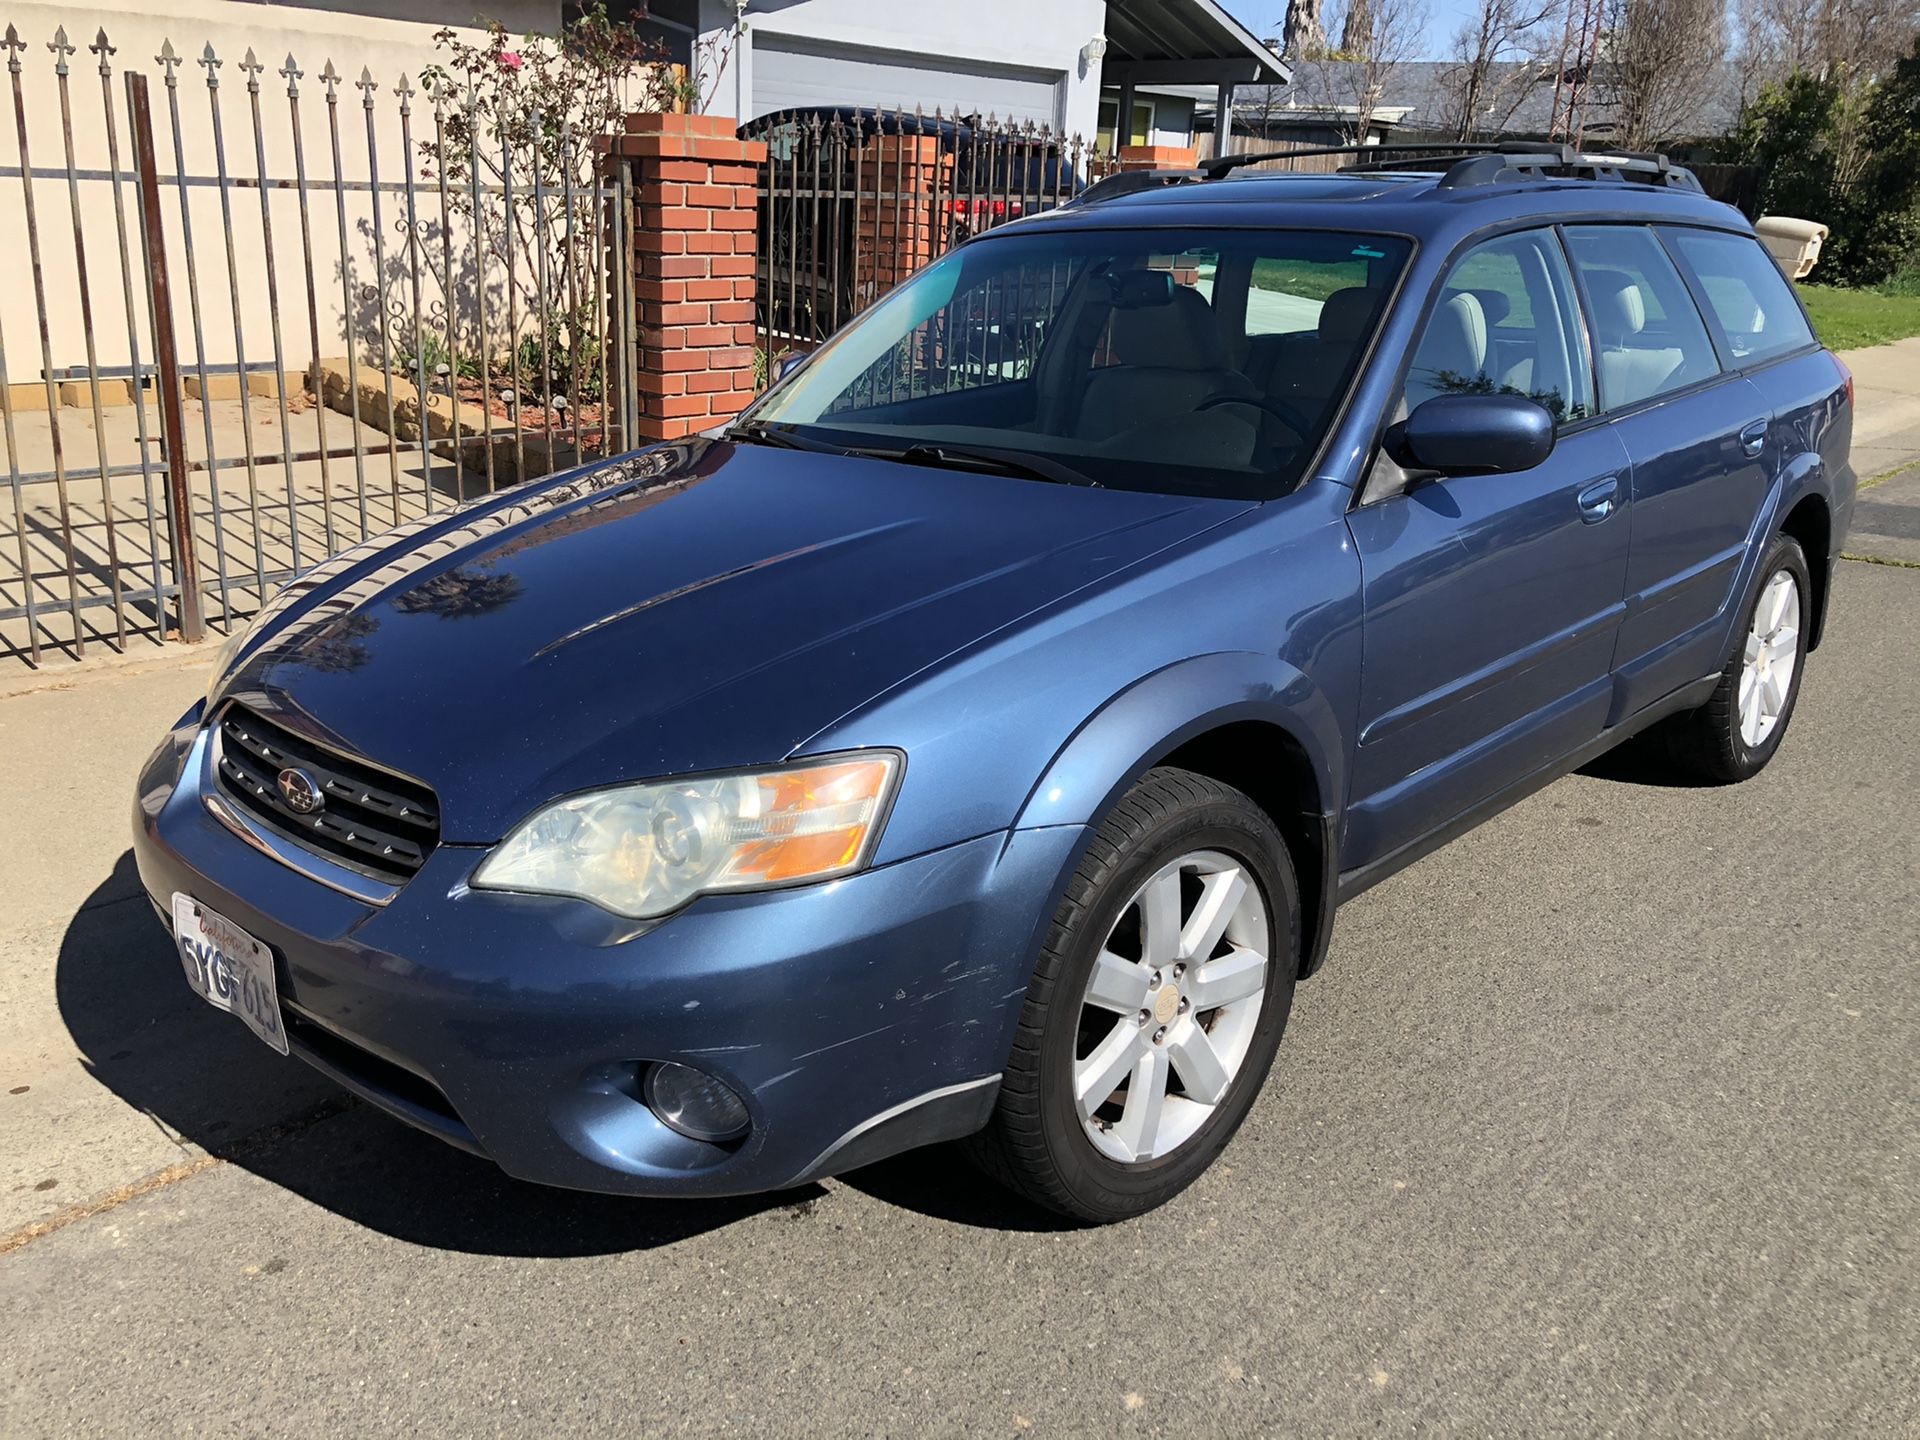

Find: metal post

[127,71,203,643]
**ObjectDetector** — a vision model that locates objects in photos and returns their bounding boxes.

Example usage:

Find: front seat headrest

[1583,268,1647,338]
[1110,285,1230,371]
[1318,287,1383,346]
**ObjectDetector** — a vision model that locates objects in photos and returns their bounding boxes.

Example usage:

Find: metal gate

[744,109,1122,358]
[0,23,635,667]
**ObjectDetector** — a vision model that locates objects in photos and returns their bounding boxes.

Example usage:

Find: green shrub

[1731,38,1920,287]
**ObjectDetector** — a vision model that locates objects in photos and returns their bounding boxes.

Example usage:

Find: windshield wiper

[725,422,847,455]
[859,442,1100,489]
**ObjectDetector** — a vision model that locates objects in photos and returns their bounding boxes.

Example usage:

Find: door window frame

[1354,220,1599,509]
[1556,221,1730,419]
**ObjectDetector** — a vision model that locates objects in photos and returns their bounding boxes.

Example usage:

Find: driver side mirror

[1389,393,1556,477]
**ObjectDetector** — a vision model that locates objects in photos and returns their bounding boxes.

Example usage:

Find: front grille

[214,704,440,884]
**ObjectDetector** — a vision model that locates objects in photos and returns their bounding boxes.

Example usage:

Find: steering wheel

[1196,391,1315,442]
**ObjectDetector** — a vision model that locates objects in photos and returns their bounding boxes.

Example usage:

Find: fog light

[643,1062,750,1143]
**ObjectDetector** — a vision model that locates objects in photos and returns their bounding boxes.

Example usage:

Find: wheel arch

[1778,491,1833,650]
[1011,652,1346,980]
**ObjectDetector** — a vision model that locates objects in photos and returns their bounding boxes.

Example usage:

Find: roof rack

[1201,139,1704,194]
[1201,141,1511,179]
[1066,167,1206,207]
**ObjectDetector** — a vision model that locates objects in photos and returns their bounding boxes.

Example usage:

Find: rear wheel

[1664,533,1811,783]
[967,768,1298,1223]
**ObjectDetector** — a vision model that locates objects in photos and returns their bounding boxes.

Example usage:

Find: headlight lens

[470,752,903,919]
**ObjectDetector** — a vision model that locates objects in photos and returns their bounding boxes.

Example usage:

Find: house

[1203,59,1745,158]
[631,0,1289,147]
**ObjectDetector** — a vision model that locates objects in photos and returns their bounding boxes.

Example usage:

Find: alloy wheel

[1073,850,1270,1164]
[1739,568,1801,748]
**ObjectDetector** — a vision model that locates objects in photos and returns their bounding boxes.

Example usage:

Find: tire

[1664,533,1813,784]
[967,767,1300,1223]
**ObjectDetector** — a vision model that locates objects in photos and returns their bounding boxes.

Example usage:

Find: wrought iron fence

[0,23,634,667]
[743,109,1123,362]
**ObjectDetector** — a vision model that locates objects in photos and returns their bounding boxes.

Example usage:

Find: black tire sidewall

[1035,798,1298,1219]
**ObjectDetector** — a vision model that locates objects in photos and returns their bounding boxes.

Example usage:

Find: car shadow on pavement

[834,1146,1081,1233]
[56,852,813,1257]
[1576,728,1721,789]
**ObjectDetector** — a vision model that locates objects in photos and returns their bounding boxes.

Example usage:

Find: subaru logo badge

[277,767,323,815]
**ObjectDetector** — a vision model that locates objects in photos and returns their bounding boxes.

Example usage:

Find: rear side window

[1664,228,1816,364]
[1563,226,1720,410]
[1403,228,1594,426]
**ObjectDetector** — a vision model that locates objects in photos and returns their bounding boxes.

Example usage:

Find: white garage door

[753,37,1063,128]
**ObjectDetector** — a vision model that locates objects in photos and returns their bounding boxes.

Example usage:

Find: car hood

[224,439,1248,841]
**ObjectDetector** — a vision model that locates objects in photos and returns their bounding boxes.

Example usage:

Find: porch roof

[1102,0,1291,88]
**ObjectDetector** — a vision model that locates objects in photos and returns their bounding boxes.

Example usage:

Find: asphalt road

[3,561,1916,1436]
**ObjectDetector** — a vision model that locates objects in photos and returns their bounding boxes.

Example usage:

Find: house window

[1096,97,1157,155]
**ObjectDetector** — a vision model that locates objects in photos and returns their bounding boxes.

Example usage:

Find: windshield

[744,226,1410,499]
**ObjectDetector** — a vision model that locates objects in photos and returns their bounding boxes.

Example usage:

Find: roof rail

[1067,168,1206,207]
[1344,141,1704,192]
[1201,141,1508,180]
[1203,139,1704,194]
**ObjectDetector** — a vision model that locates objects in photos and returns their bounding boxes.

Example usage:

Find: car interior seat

[1074,284,1254,440]
[1403,290,1488,409]
[1582,267,1689,407]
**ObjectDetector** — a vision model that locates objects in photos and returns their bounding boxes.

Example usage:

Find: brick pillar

[610,113,768,443]
[855,134,953,303]
[1118,143,1199,172]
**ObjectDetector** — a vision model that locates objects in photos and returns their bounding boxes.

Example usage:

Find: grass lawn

[1796,281,1920,351]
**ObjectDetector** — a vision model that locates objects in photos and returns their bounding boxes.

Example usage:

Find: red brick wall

[608,114,768,442]
[855,134,954,301]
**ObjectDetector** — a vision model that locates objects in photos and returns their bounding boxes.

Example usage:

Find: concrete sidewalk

[1842,335,1920,566]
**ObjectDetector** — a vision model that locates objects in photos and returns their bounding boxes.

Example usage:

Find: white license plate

[171,892,289,1056]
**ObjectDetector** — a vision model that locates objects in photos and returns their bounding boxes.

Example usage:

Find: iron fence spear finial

[281,53,302,97]
[157,39,180,84]
[4,25,26,76]
[90,27,115,76]
[49,24,75,76]
[240,47,264,93]
[319,58,339,101]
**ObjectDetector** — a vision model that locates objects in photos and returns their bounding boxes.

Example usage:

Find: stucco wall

[1,1,562,379]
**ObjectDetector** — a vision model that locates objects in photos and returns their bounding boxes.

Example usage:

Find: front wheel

[967,768,1299,1223]
[1664,533,1812,783]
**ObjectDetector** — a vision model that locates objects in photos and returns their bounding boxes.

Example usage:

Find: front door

[1344,227,1631,871]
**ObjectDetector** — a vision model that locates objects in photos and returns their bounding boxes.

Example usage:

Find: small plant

[510,312,603,407]
[388,326,480,386]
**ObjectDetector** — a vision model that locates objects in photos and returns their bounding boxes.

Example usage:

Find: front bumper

[132,707,1082,1196]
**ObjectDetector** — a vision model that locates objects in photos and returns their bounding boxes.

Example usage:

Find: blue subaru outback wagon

[134,146,1855,1222]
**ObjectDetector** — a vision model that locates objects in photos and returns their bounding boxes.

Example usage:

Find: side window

[1403,228,1594,426]
[1562,226,1721,410]
[1245,254,1371,336]
[1663,228,1816,364]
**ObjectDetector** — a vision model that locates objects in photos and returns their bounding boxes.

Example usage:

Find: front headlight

[470,751,904,919]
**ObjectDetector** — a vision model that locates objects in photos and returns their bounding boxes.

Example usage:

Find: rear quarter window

[1663,228,1817,364]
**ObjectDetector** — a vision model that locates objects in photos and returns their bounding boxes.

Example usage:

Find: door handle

[1738,419,1768,459]
[1576,476,1620,523]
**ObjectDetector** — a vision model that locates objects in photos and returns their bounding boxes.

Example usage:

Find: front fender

[1010,650,1345,836]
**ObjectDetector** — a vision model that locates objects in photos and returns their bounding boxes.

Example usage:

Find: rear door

[1561,225,1770,717]
[1344,226,1630,870]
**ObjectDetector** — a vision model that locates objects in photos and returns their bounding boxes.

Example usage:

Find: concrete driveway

[2,546,1915,1433]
